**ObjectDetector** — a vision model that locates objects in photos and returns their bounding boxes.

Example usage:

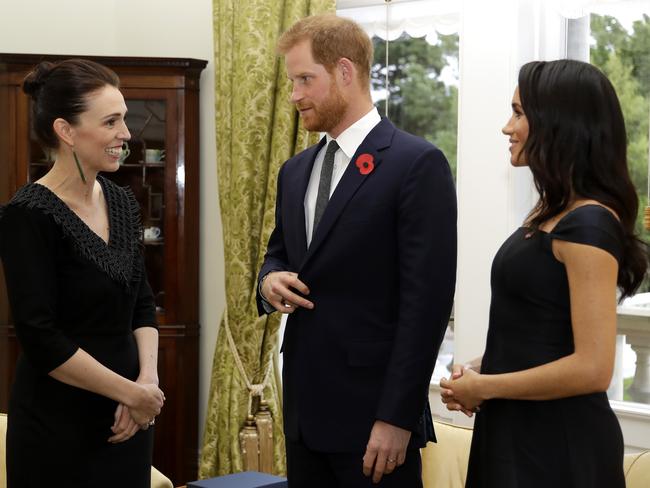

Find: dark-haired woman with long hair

[0,59,164,487]
[440,59,647,487]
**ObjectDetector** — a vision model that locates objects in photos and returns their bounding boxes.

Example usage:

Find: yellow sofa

[152,464,174,488]
[422,420,650,488]
[624,448,650,488]
[422,420,473,487]
[0,412,172,488]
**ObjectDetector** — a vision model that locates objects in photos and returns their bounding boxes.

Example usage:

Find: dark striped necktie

[312,139,340,239]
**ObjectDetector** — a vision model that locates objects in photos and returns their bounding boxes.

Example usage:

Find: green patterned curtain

[199,0,335,478]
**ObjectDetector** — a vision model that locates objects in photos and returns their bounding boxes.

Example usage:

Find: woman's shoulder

[0,184,63,251]
[550,202,624,262]
[554,202,621,233]
[0,183,58,225]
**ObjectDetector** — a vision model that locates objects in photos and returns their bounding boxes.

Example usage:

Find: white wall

[0,0,224,446]
[454,0,569,367]
[453,0,519,367]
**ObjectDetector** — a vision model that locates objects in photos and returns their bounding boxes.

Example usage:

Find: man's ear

[53,118,75,147]
[338,58,356,86]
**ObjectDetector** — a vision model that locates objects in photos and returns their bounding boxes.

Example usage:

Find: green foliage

[589,14,630,68]
[371,33,459,177]
[628,15,650,95]
[590,13,650,96]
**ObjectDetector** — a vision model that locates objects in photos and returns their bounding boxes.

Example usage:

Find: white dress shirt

[304,107,381,246]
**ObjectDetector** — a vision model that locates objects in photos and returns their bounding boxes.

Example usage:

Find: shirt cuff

[259,273,276,314]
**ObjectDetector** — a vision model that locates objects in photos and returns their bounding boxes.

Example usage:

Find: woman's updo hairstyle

[22,59,120,149]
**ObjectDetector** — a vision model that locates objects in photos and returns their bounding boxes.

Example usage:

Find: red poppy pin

[355,153,375,175]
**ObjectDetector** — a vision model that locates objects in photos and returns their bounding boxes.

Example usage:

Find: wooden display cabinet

[0,53,207,486]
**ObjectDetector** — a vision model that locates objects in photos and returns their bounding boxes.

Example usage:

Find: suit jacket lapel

[300,118,396,270]
[286,138,326,266]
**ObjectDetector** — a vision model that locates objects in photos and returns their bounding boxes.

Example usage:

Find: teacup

[144,226,161,241]
[144,149,165,164]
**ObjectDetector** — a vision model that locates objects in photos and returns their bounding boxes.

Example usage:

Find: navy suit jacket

[257,118,457,453]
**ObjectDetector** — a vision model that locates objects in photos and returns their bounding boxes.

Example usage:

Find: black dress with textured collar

[0,175,157,487]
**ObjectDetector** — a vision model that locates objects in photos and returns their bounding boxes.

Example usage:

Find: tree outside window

[371,33,459,179]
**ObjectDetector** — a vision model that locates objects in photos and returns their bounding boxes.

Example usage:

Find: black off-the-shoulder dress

[466,205,626,488]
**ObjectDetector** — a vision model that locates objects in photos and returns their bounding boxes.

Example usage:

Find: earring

[72,149,87,184]
[119,141,131,164]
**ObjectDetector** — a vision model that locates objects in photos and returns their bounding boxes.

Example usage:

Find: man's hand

[261,271,313,313]
[362,420,411,483]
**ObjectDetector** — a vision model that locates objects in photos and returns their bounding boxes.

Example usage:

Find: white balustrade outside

[610,293,650,405]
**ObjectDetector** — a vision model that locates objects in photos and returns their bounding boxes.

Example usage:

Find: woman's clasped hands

[108,380,165,443]
[440,364,485,417]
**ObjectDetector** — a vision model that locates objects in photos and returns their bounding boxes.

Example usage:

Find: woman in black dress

[440,60,647,487]
[0,59,165,487]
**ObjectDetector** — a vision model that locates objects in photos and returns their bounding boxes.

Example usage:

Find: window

[371,33,459,177]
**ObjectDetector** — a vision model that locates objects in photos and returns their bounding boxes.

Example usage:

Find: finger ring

[149,418,155,426]
[387,458,396,463]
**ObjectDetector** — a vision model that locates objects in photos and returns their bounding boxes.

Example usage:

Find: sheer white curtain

[338,0,459,42]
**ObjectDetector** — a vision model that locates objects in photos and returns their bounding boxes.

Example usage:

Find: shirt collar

[325,107,381,159]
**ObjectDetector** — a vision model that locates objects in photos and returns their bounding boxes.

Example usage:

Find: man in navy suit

[257,14,456,487]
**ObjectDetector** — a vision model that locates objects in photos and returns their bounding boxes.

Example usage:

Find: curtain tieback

[224,308,276,472]
[223,308,273,416]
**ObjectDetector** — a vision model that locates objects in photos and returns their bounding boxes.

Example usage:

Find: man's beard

[299,79,347,133]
